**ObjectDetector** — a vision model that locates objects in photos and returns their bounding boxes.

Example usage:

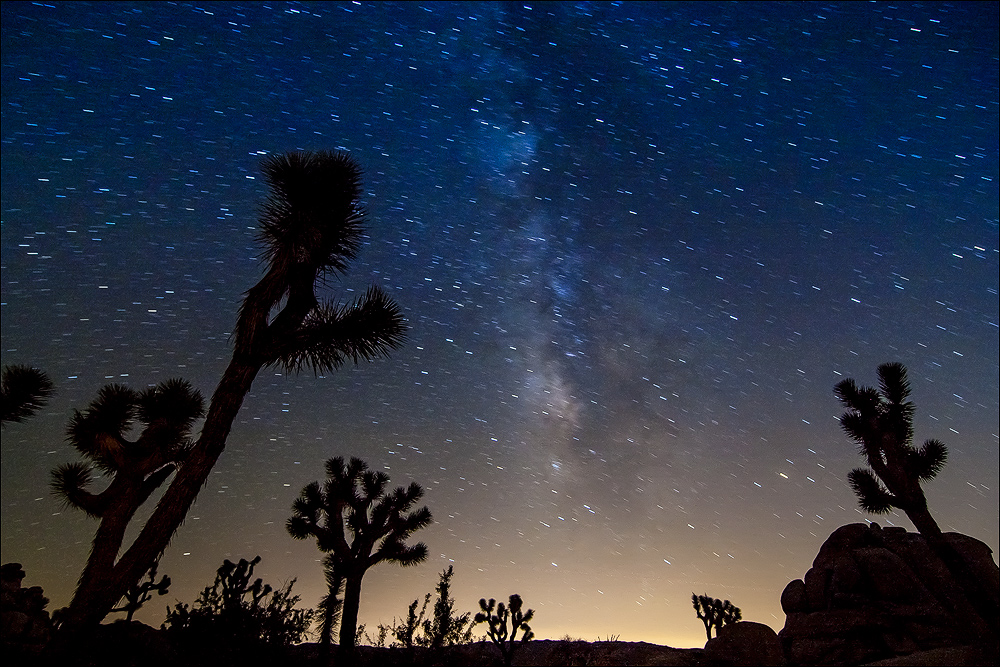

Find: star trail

[2,1,997,647]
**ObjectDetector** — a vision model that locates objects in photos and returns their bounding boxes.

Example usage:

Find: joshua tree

[834,362,947,537]
[110,559,170,622]
[835,362,998,640]
[57,151,406,630]
[474,594,534,667]
[52,379,203,623]
[287,456,432,649]
[692,593,741,641]
[1,364,53,425]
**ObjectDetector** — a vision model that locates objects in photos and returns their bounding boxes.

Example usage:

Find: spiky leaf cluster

[51,379,204,517]
[259,150,364,276]
[475,594,534,667]
[692,593,741,640]
[235,151,407,375]
[1,364,54,425]
[834,362,948,517]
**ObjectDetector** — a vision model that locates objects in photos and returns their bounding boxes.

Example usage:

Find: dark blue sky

[2,1,997,645]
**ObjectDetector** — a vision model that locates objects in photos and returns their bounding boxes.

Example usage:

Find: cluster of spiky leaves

[692,593,742,640]
[288,456,432,562]
[834,362,948,514]
[236,151,407,375]
[51,379,204,517]
[258,151,364,276]
[475,594,534,667]
[287,456,432,647]
[163,556,312,656]
[1,364,54,425]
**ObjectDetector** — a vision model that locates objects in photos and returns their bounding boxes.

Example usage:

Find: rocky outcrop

[778,523,999,666]
[704,621,785,666]
[1,562,53,658]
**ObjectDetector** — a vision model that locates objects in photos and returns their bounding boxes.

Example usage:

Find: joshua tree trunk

[339,573,364,648]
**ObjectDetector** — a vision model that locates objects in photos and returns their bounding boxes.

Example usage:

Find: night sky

[2,1,997,648]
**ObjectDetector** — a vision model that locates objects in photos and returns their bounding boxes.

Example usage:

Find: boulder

[777,524,999,666]
[0,563,53,658]
[703,621,785,666]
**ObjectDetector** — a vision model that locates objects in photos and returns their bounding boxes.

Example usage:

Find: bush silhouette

[474,594,534,667]
[162,555,312,660]
[692,593,741,641]
[421,565,474,648]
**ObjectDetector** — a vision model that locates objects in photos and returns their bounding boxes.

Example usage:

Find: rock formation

[704,621,785,666]
[778,523,999,666]
[1,562,53,659]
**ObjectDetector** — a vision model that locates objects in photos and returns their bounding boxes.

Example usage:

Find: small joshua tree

[474,594,534,667]
[287,456,432,649]
[1,364,53,425]
[110,559,170,622]
[692,593,741,641]
[834,362,947,538]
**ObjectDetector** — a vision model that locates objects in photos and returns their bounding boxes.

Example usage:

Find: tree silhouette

[52,379,203,624]
[110,559,170,622]
[1,364,53,425]
[834,362,947,537]
[835,362,998,641]
[474,594,534,667]
[692,593,741,641]
[287,456,432,650]
[58,151,406,630]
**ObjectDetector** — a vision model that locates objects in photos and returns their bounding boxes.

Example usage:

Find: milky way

[2,2,997,646]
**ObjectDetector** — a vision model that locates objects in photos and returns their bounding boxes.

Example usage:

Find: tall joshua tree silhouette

[834,362,947,538]
[59,151,407,630]
[1,364,54,425]
[287,456,432,650]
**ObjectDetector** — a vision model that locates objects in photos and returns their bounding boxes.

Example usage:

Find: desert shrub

[162,556,312,662]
